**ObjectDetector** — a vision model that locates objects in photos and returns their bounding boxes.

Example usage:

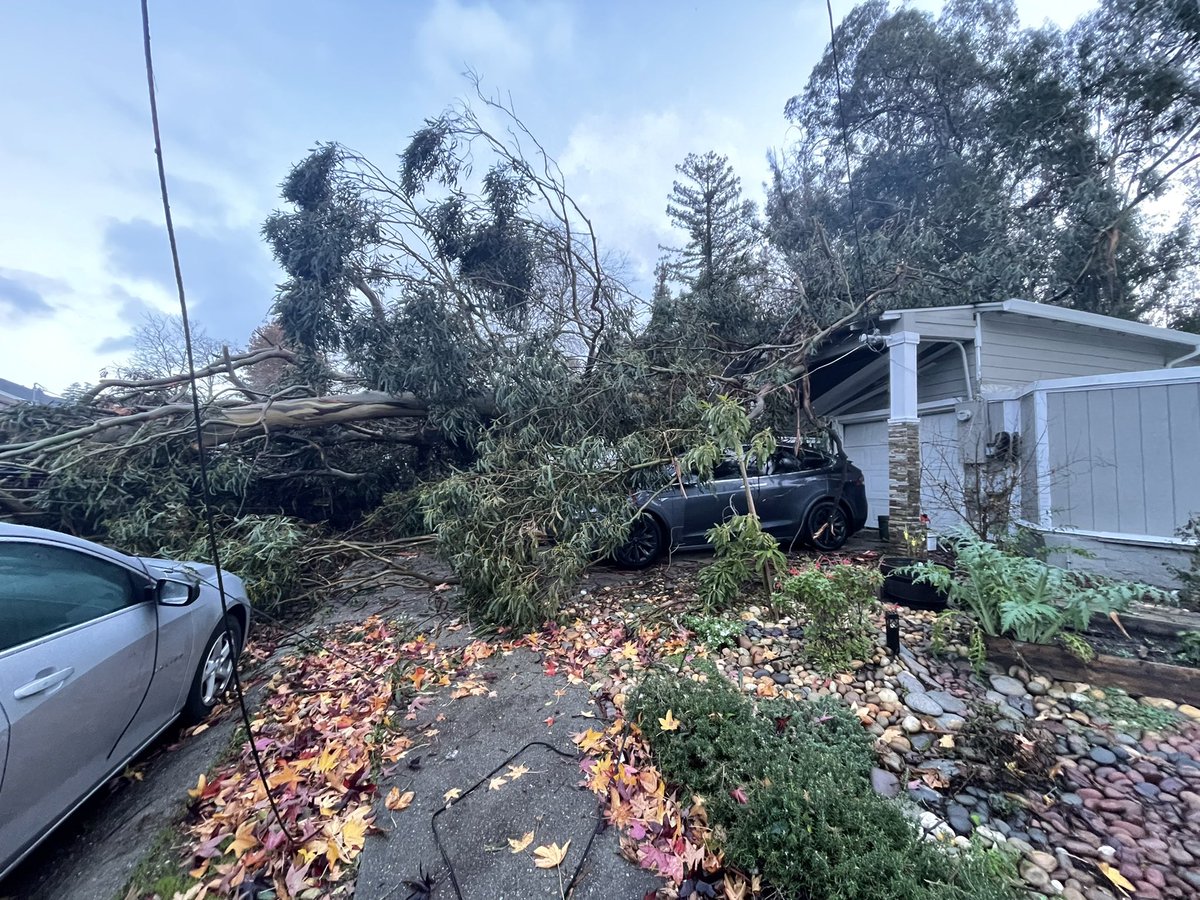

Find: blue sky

[0,0,1092,392]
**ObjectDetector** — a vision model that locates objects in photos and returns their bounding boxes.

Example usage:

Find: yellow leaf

[723,874,747,900]
[489,776,508,791]
[187,773,207,798]
[508,831,535,854]
[443,787,461,804]
[532,840,571,869]
[1097,861,1135,892]
[658,710,681,731]
[317,745,341,773]
[574,727,606,754]
[340,806,371,857]
[385,787,414,811]
[505,764,531,780]
[227,820,258,859]
[938,735,955,749]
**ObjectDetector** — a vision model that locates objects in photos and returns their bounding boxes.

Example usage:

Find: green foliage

[1078,687,1180,733]
[628,672,1016,900]
[1176,631,1200,667]
[686,396,786,612]
[776,563,882,673]
[770,0,1200,322]
[682,614,744,651]
[907,530,1170,658]
[1170,513,1200,610]
[178,515,310,613]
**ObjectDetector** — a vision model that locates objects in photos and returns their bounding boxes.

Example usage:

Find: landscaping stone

[925,690,968,715]
[1089,746,1118,766]
[989,674,1027,697]
[904,691,944,716]
[871,767,900,798]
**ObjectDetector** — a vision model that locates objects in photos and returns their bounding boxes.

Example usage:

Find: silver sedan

[0,524,251,881]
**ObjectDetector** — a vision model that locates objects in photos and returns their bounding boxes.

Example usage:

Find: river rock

[990,674,1027,697]
[871,767,900,798]
[905,691,945,716]
[1089,746,1117,765]
[926,690,969,715]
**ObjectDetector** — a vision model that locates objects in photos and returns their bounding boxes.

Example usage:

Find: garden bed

[984,634,1200,702]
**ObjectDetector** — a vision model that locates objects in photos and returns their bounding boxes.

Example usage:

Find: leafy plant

[178,515,310,613]
[684,396,786,611]
[1078,687,1180,733]
[682,614,744,650]
[1178,630,1200,667]
[1170,514,1200,611]
[906,530,1171,660]
[628,671,1017,900]
[775,562,881,673]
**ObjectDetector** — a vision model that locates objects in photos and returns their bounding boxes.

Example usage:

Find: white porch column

[887,331,920,424]
[886,331,921,544]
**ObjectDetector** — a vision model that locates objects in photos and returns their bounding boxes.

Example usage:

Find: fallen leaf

[227,820,259,859]
[508,831,535,853]
[385,787,414,811]
[729,786,748,805]
[1097,861,1134,892]
[658,710,681,731]
[489,776,508,791]
[544,715,556,727]
[532,840,571,869]
[937,735,955,749]
[506,764,531,780]
[443,787,461,804]
[187,773,207,798]
[723,874,747,900]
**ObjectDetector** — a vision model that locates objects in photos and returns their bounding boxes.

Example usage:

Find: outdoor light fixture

[885,611,901,656]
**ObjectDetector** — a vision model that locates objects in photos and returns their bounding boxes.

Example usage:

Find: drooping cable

[139,0,296,845]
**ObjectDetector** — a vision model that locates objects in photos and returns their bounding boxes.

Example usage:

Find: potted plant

[879,515,948,611]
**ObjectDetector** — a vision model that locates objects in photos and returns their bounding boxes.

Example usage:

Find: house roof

[0,377,63,406]
[880,298,1200,350]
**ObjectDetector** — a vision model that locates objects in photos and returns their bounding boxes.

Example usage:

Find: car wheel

[182,615,243,724]
[806,501,850,552]
[613,515,663,569]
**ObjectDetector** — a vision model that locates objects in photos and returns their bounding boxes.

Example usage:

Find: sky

[0,0,1095,393]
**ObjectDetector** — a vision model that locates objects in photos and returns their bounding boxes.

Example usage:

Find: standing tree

[769,0,1200,322]
[659,152,767,352]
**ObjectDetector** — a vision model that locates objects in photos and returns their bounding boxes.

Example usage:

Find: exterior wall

[1040,532,1190,589]
[979,314,1172,391]
[887,421,922,544]
[918,346,975,405]
[1044,379,1200,538]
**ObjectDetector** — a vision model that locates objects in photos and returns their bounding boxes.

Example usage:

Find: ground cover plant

[627,668,1017,900]
[907,530,1172,661]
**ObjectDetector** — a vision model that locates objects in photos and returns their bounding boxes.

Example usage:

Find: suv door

[0,540,156,871]
[681,455,759,545]
[757,449,831,546]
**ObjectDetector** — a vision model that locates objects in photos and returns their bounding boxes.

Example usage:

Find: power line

[139,0,296,845]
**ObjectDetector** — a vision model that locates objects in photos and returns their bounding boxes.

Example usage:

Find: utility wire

[139,0,296,845]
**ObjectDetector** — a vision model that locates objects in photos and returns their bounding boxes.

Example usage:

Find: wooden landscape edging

[983,634,1200,705]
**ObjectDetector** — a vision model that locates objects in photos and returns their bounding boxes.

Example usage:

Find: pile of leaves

[172,618,497,898]
[626,669,1018,900]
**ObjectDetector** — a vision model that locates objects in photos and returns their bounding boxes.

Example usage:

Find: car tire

[806,500,850,552]
[182,615,243,724]
[613,515,663,569]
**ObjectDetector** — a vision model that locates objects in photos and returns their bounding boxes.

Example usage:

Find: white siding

[918,347,975,405]
[842,420,889,525]
[919,411,963,535]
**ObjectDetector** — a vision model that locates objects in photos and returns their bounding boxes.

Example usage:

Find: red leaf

[729,787,748,805]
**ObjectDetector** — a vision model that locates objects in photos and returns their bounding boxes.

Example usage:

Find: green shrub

[907,530,1171,659]
[178,515,310,612]
[775,563,882,673]
[697,514,786,611]
[1178,630,1200,667]
[682,614,744,650]
[628,672,1016,900]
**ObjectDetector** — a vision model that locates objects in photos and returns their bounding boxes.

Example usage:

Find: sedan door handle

[15,667,75,699]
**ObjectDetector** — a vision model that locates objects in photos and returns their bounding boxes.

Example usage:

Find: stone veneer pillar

[888,420,922,547]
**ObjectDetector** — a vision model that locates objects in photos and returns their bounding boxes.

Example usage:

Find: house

[0,378,61,408]
[805,299,1200,587]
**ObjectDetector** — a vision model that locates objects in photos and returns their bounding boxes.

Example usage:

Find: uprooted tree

[0,85,881,625]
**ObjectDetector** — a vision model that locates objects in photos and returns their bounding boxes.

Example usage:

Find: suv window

[0,541,141,653]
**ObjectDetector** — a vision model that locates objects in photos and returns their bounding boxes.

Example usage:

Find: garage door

[920,411,963,536]
[841,419,888,527]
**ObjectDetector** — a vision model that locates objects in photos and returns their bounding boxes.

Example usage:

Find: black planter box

[879,556,949,611]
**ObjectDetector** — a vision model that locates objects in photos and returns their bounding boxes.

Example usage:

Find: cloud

[91,287,163,355]
[103,218,280,346]
[416,0,573,84]
[0,268,64,320]
[559,109,771,292]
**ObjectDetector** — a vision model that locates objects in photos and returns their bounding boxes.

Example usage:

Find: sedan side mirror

[155,578,201,606]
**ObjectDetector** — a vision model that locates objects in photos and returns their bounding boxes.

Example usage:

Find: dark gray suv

[613,446,868,567]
